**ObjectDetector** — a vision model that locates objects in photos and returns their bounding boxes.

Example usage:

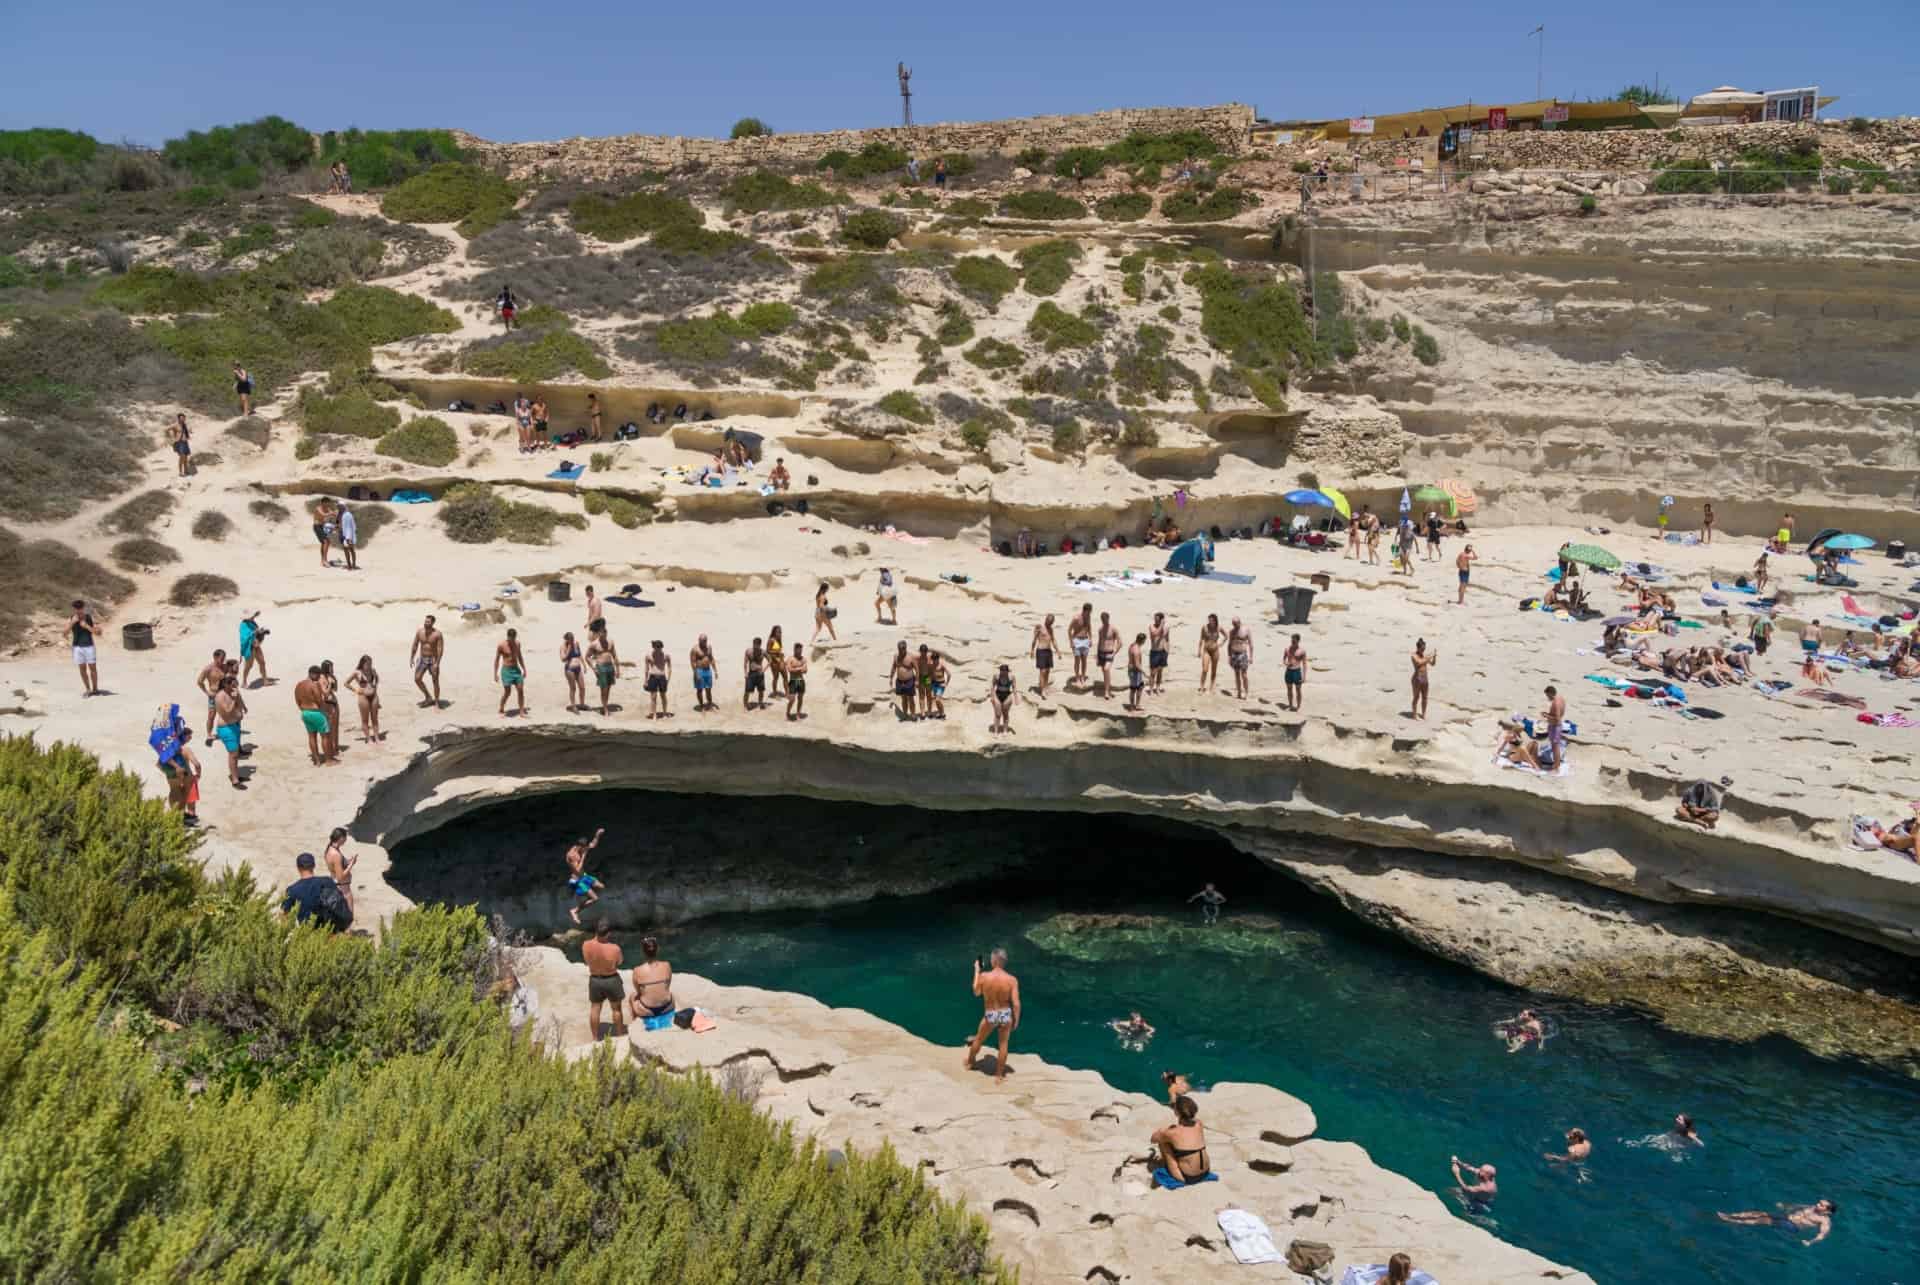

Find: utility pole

[1528,25,1544,101]
[898,62,913,128]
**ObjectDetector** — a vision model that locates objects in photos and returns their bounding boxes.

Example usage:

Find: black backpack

[314,882,353,932]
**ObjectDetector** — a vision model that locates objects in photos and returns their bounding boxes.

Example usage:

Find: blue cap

[296,852,316,870]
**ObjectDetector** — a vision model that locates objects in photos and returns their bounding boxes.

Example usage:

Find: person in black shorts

[231,362,253,416]
[1425,510,1443,560]
[1148,611,1171,694]
[744,636,769,710]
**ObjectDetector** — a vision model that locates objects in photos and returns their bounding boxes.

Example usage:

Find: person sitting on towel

[1675,779,1724,830]
[1493,720,1545,770]
[1151,1095,1210,1184]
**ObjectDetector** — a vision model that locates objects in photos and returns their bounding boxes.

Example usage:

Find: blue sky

[4,0,1913,144]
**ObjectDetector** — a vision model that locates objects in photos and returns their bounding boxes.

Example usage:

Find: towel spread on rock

[1151,1167,1219,1191]
[1213,1208,1280,1265]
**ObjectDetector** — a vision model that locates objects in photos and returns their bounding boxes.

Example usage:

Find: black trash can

[122,622,155,651]
[1888,540,1906,560]
[546,580,572,603]
[1274,586,1316,625]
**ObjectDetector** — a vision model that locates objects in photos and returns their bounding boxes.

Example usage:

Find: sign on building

[1762,87,1819,123]
[1349,117,1376,135]
[1543,105,1569,123]
[1273,132,1295,145]
[1487,107,1509,131]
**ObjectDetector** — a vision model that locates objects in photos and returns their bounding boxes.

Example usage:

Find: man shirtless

[1449,1156,1498,1212]
[1542,684,1567,769]
[582,919,626,1040]
[323,826,357,916]
[785,644,809,720]
[494,628,527,717]
[1030,614,1058,696]
[743,637,769,710]
[963,948,1022,1085]
[1095,612,1121,699]
[768,458,791,491]
[1718,1198,1837,1246]
[1125,633,1146,711]
[197,648,228,744]
[566,827,606,924]
[213,676,247,787]
[1455,544,1477,606]
[1226,617,1253,699]
[410,614,444,706]
[584,586,605,637]
[644,640,673,719]
[1067,604,1093,687]
[294,666,333,766]
[1148,612,1171,694]
[689,635,716,712]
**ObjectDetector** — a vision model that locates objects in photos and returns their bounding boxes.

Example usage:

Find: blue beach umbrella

[1823,533,1876,551]
[1283,489,1334,507]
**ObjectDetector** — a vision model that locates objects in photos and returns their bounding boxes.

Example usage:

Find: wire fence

[1293,165,1919,206]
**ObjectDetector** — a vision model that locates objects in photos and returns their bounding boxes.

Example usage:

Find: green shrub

[649,223,755,256]
[801,256,901,313]
[569,189,700,241]
[101,490,175,534]
[943,197,994,219]
[161,115,311,185]
[738,300,797,334]
[730,117,774,139]
[294,434,319,460]
[168,571,238,606]
[999,190,1086,220]
[723,170,843,214]
[951,255,1018,308]
[1052,130,1221,181]
[1016,239,1082,296]
[382,163,517,232]
[1244,369,1286,410]
[1411,326,1440,366]
[1027,301,1100,350]
[315,128,467,187]
[190,509,232,541]
[437,483,588,544]
[1015,146,1049,169]
[376,415,459,466]
[791,230,824,247]
[814,141,909,180]
[461,329,612,381]
[654,313,749,362]
[958,420,992,451]
[1095,192,1152,222]
[963,338,1025,371]
[1119,420,1159,448]
[935,304,975,346]
[110,536,177,569]
[1189,262,1313,375]
[1162,186,1253,222]
[841,209,904,249]
[1160,305,1180,322]
[217,221,277,261]
[93,264,221,314]
[1847,116,1871,134]
[876,390,933,424]
[297,386,401,438]
[1050,420,1085,453]
[1578,193,1597,215]
[1122,272,1144,301]
[1391,313,1411,343]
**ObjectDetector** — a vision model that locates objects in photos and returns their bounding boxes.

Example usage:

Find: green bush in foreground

[377,415,459,466]
[316,127,467,188]
[876,390,934,424]
[1016,239,1082,297]
[1094,192,1152,222]
[383,163,517,234]
[951,255,1017,308]
[0,736,1005,1283]
[841,209,904,250]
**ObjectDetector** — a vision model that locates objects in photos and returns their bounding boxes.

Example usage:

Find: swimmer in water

[1671,1113,1704,1147]
[1717,1198,1836,1246]
[1448,1155,1497,1211]
[1188,882,1226,923]
[1544,1128,1591,1163]
[1501,1008,1546,1054]
[1110,1012,1155,1043]
[1161,1070,1190,1104]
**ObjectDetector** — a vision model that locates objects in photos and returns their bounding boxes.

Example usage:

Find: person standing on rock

[875,567,899,625]
[337,502,359,571]
[963,948,1021,1085]
[1096,611,1121,699]
[240,610,269,690]
[743,636,768,710]
[1410,639,1436,720]
[1227,617,1253,699]
[988,663,1018,732]
[295,666,333,767]
[1068,604,1093,688]
[197,648,228,743]
[1125,633,1147,711]
[890,641,917,719]
[1283,634,1308,712]
[213,675,247,788]
[1030,614,1057,696]
[1456,544,1477,606]
[1542,684,1567,769]
[566,828,606,925]
[812,582,837,643]
[644,640,672,720]
[586,630,619,716]
[410,614,444,707]
[1148,612,1170,694]
[785,644,809,720]
[495,628,527,717]
[585,585,604,637]
[69,600,101,697]
[324,826,357,918]
[1348,506,1368,560]
[689,634,717,712]
[582,918,625,1041]
[1198,614,1222,693]
[1701,501,1715,546]
[231,362,253,417]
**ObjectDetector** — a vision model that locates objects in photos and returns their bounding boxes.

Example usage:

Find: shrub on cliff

[1162,185,1253,222]
[999,191,1086,220]
[841,209,904,250]
[951,255,1018,308]
[1051,130,1221,181]
[460,329,612,381]
[382,163,517,235]
[161,115,311,187]
[314,128,467,188]
[731,117,774,139]
[1095,192,1152,222]
[1015,239,1083,296]
[439,483,589,544]
[723,170,844,215]
[376,415,459,466]
[815,141,909,180]
[1027,301,1100,351]
[569,189,700,242]
[1411,326,1440,367]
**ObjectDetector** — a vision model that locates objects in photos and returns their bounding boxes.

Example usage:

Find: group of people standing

[1029,605,1260,711]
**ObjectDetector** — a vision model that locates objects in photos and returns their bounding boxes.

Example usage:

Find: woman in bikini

[812,582,837,642]
[560,631,588,712]
[1150,1096,1211,1185]
[344,654,381,743]
[1410,638,1436,719]
[1030,614,1057,696]
[586,632,619,715]
[318,660,343,761]
[766,625,787,696]
[626,935,676,1021]
[231,362,253,416]
[1197,614,1222,692]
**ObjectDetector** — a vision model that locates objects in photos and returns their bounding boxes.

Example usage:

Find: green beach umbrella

[1561,543,1621,571]
[1410,485,1456,517]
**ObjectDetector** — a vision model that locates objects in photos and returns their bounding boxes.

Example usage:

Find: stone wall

[456,104,1256,183]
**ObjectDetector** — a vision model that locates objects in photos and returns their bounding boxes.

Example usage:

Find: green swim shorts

[300,709,330,734]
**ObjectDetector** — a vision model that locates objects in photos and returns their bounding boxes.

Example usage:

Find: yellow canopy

[1320,487,1352,519]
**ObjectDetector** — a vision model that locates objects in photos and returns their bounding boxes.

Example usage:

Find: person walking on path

[167,413,193,477]
[337,503,359,571]
[69,600,101,697]
[240,610,269,690]
[495,628,528,717]
[963,948,1021,1085]
[812,582,837,643]
[582,919,626,1041]
[213,675,247,788]
[231,362,253,417]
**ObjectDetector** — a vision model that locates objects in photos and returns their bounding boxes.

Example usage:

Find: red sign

[1487,108,1509,131]
[1543,105,1569,123]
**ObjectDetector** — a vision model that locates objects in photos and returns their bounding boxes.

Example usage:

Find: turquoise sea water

[427,797,1916,1283]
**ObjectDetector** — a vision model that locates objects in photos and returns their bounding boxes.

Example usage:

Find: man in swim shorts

[1542,684,1567,770]
[1283,634,1307,712]
[1148,612,1170,694]
[1456,544,1476,606]
[197,648,228,743]
[566,827,606,924]
[1125,632,1146,711]
[963,948,1022,1085]
[1188,883,1226,923]
[1096,612,1121,699]
[410,614,444,706]
[213,675,247,788]
[294,666,333,767]
[644,639,672,720]
[690,634,716,712]
[744,636,768,710]
[582,918,626,1041]
[785,644,809,720]
[494,627,527,717]
[1068,604,1093,687]
[1717,1199,1836,1245]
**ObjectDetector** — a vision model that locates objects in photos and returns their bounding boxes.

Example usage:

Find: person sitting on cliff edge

[1675,778,1725,830]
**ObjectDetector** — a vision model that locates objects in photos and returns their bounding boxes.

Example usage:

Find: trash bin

[1274,586,1316,625]
[546,580,572,603]
[122,622,155,651]
[1888,540,1906,560]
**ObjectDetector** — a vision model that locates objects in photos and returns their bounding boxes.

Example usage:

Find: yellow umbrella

[1319,487,1352,520]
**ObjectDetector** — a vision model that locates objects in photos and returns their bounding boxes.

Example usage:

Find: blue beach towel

[547,465,585,481]
[391,489,434,504]
[1152,1168,1219,1191]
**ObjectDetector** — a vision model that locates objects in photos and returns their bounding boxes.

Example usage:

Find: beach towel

[390,489,434,504]
[1711,581,1758,595]
[1152,1167,1219,1191]
[1498,755,1571,777]
[1201,570,1256,585]
[1214,1209,1280,1265]
[1857,712,1920,728]
[547,465,585,481]
[606,596,654,608]
[1523,717,1578,739]
[1341,1267,1440,1285]
[1754,679,1792,695]
[1701,594,1729,607]
[1850,816,1884,850]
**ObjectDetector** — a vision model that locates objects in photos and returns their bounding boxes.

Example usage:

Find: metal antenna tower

[898,63,913,127]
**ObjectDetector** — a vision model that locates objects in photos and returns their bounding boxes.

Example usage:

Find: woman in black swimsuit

[231,362,253,416]
[812,582,837,642]
[1151,1096,1210,1184]
[626,935,676,1020]
[560,631,587,712]
[989,663,1018,733]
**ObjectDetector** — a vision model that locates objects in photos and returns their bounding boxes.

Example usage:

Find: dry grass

[0,525,136,647]
[101,490,175,535]
[110,537,179,571]
[168,572,239,607]
[191,510,233,541]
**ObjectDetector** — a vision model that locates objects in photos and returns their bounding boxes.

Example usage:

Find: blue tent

[1165,536,1213,577]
